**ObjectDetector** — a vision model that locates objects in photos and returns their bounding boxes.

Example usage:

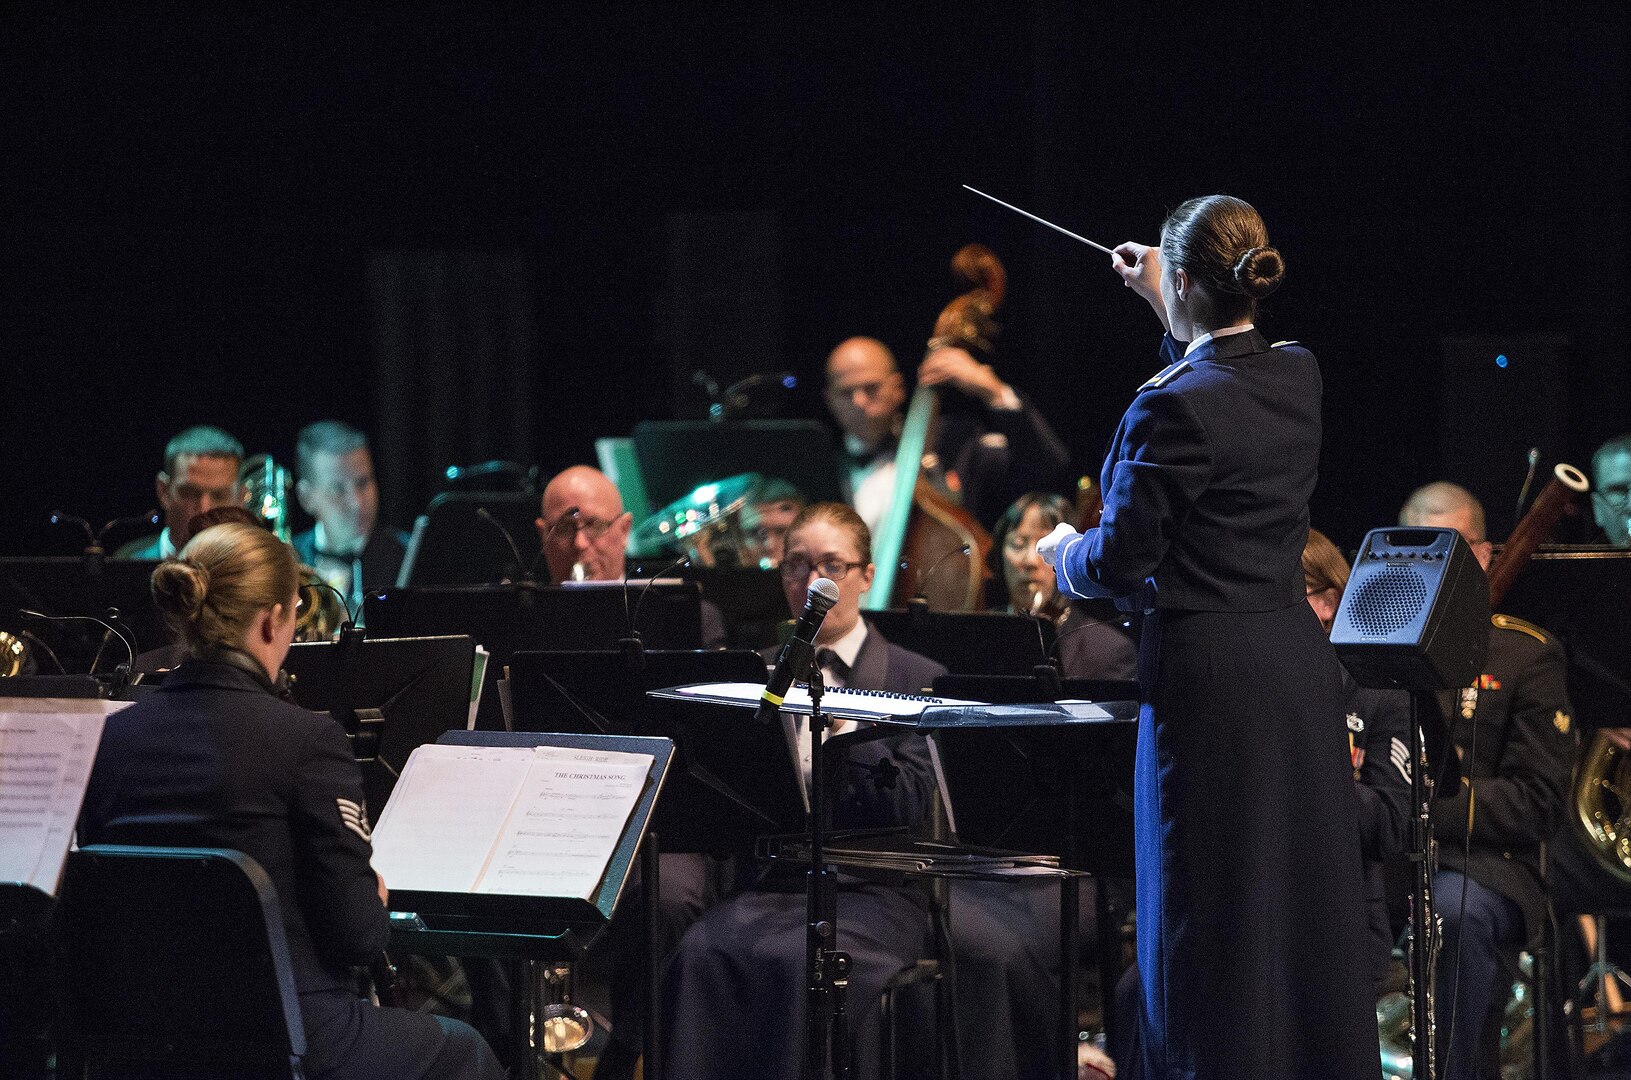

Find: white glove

[1036,521,1080,567]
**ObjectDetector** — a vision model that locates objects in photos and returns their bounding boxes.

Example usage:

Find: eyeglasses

[780,556,865,581]
[548,515,619,541]
[1596,487,1631,510]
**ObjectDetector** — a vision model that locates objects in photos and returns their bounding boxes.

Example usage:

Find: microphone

[619,555,692,670]
[50,511,95,549]
[444,460,529,492]
[721,372,798,417]
[1515,447,1541,518]
[755,578,840,724]
[476,507,534,583]
[628,556,692,641]
[94,511,163,549]
[20,608,135,686]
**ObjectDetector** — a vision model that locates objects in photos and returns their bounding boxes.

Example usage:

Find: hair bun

[150,558,210,623]
[1232,245,1284,299]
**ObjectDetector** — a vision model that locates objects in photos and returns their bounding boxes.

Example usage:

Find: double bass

[863,245,1000,611]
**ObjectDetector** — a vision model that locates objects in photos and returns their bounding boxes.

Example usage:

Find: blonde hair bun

[150,558,210,622]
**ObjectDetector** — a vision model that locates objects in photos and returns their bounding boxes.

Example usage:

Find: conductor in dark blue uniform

[1039,196,1378,1079]
[79,522,502,1080]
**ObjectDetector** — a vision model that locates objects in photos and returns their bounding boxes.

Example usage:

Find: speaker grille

[1347,565,1429,636]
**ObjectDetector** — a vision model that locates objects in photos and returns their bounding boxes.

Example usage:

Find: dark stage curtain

[366,250,537,533]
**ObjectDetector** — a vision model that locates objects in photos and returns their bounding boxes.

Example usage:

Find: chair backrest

[56,845,306,1078]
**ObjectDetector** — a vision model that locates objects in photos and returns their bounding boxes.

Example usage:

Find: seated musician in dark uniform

[1110,526,1413,1077]
[115,424,244,559]
[292,421,410,614]
[1399,481,1574,1080]
[661,502,944,1080]
[994,491,1137,681]
[826,335,1072,533]
[79,522,503,1080]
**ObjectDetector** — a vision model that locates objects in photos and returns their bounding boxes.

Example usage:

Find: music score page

[371,742,652,900]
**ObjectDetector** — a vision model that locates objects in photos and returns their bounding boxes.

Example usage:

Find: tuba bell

[1576,731,1631,886]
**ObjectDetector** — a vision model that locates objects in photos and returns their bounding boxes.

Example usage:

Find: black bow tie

[815,647,849,681]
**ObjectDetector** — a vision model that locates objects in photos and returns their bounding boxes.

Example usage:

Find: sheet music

[0,698,123,895]
[371,742,653,900]
[476,746,652,897]
[370,744,533,893]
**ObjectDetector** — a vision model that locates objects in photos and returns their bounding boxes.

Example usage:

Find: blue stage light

[1495,354,1509,369]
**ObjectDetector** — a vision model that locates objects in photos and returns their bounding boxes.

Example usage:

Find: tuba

[1576,733,1631,886]
[239,454,347,641]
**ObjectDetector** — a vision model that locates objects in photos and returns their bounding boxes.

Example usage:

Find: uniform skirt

[1136,602,1377,1080]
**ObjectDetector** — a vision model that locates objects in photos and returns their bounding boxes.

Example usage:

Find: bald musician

[535,465,635,585]
[825,336,1071,533]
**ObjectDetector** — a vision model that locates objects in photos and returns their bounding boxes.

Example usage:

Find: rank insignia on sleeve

[337,797,372,842]
[1555,711,1571,735]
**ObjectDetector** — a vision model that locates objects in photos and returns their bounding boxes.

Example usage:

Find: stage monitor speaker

[1330,527,1489,692]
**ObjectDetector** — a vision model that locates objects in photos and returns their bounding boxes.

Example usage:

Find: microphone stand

[803,659,851,1080]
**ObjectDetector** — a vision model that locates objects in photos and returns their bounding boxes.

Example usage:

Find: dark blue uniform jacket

[78,658,390,997]
[1058,329,1318,611]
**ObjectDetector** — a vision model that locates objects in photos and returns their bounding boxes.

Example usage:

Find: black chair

[55,845,306,1079]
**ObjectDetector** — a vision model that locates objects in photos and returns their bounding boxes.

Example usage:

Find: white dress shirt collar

[1183,322,1255,357]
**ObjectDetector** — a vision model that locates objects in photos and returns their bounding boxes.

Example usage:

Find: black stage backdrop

[4,6,1627,555]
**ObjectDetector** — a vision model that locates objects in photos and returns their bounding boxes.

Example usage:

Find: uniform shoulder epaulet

[1270,339,1301,349]
[1138,359,1191,392]
[1491,613,1552,645]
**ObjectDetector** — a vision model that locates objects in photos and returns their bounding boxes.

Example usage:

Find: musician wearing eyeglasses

[534,465,635,584]
[825,335,1072,534]
[663,502,944,1080]
[994,492,1136,681]
[291,421,409,615]
[1591,433,1631,548]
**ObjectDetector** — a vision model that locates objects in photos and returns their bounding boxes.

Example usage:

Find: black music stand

[631,420,846,509]
[865,608,1057,676]
[384,730,672,1080]
[0,557,169,668]
[364,583,705,731]
[922,679,1141,1080]
[399,491,543,587]
[283,635,475,818]
[685,566,787,651]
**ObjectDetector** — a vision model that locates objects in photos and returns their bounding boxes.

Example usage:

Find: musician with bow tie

[291,421,410,617]
[825,335,1072,534]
